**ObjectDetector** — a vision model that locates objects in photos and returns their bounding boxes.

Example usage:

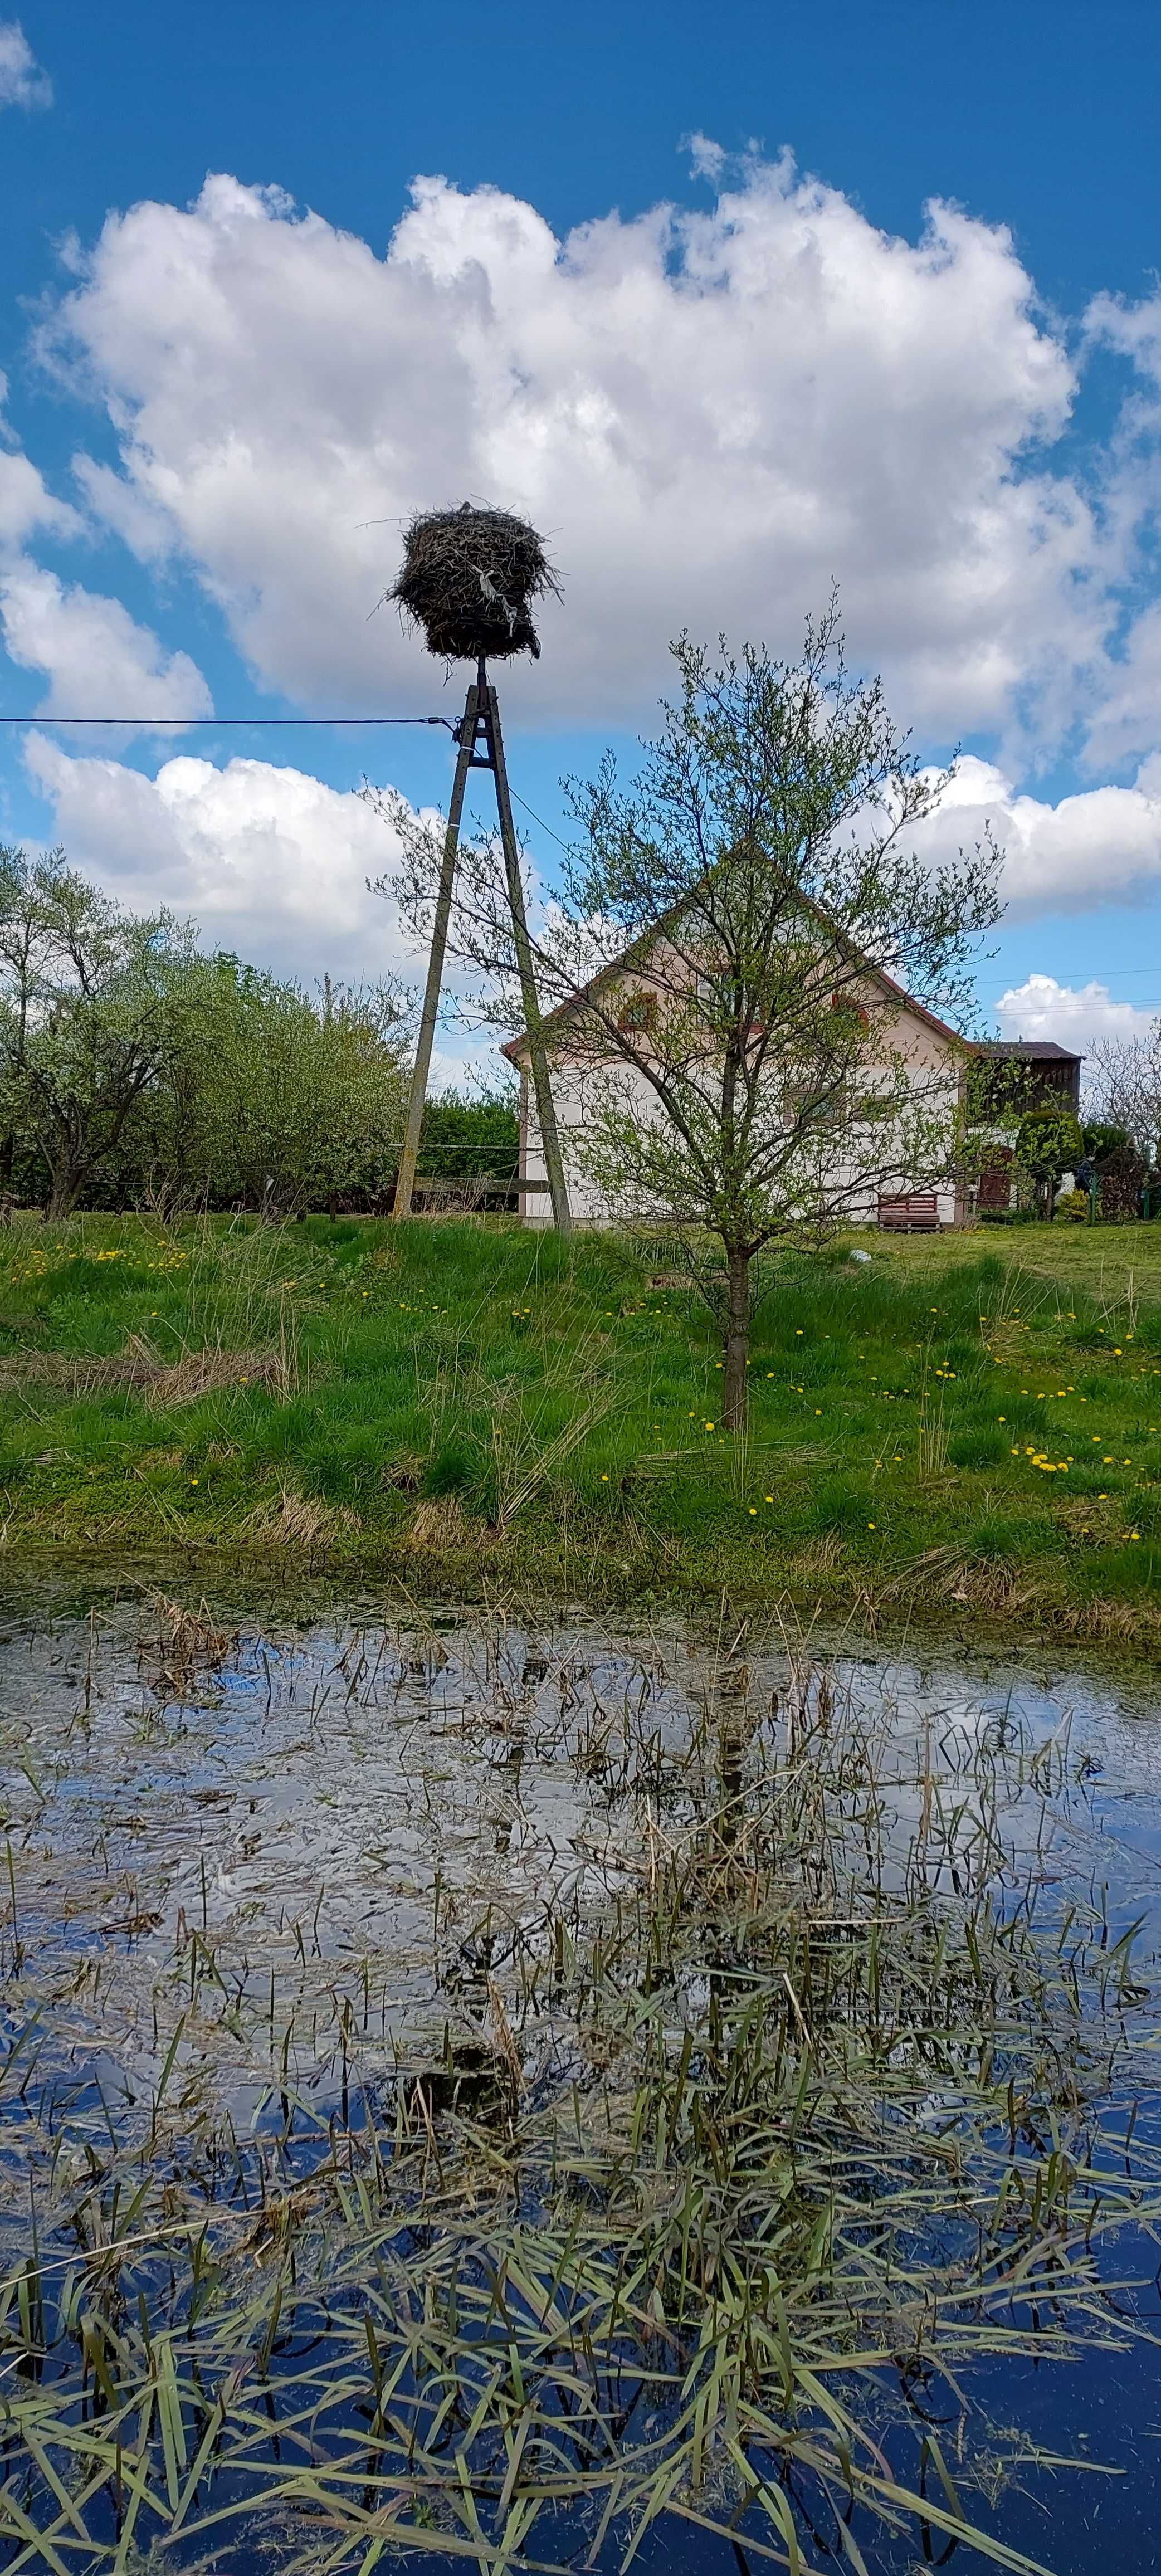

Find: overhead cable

[0,713,457,729]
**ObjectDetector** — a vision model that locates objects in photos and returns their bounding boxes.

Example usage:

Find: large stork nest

[390,504,559,662]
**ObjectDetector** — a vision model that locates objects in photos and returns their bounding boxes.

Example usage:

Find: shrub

[1084,1122,1131,1161]
[418,1088,519,1179]
[1098,1142,1147,1221]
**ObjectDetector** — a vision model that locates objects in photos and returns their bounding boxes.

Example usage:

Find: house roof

[501,955,627,1062]
[970,1040,1083,1064]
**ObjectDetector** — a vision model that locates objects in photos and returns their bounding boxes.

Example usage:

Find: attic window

[617,993,656,1036]
[830,989,869,1028]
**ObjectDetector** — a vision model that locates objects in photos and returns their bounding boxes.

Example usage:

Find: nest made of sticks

[390,504,559,662]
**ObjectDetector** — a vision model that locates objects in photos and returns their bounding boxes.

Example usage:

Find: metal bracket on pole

[390,660,572,1234]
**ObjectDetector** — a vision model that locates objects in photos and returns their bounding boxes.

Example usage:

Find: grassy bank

[1,1209,1160,1642]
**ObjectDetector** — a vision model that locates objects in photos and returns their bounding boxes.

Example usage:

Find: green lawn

[1,1209,1160,1645]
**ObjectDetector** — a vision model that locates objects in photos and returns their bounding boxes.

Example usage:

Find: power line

[507,782,571,851]
[0,713,457,729]
[990,966,1161,980]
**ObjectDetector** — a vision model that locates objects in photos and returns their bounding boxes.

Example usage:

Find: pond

[2,1580,1160,2575]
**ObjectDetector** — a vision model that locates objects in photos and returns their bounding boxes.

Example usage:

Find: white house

[502,942,1002,1232]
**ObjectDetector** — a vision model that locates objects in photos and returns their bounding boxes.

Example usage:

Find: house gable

[502,924,968,1075]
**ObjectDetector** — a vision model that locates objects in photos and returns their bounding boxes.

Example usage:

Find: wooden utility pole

[391,680,478,1220]
[391,660,572,1233]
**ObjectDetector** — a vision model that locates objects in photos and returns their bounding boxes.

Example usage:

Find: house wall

[515,1000,963,1229]
[972,1056,1081,1117]
[519,1058,661,1224]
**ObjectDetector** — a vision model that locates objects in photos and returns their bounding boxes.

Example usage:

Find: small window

[617,993,656,1035]
[830,989,870,1028]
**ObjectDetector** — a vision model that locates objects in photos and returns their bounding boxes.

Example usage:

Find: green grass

[1,1208,1161,1641]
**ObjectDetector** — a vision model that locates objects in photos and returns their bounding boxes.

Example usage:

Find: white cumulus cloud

[912,754,1161,916]
[44,157,1109,739]
[0,453,74,552]
[0,381,79,553]
[0,19,50,109]
[22,734,421,991]
[0,562,212,736]
[1080,601,1161,774]
[1076,285,1161,771]
[994,974,1157,1051]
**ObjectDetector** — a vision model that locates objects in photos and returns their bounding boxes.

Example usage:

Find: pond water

[2,1580,1161,2574]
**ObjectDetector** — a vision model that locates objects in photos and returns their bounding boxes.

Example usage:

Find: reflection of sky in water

[2,1591,1161,2574]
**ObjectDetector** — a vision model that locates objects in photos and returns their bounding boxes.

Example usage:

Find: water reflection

[2,1585,1160,2574]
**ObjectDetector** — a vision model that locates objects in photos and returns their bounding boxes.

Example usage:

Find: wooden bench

[877,1192,940,1233]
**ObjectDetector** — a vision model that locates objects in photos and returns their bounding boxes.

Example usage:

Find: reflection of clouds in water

[865,1655,1161,1926]
[3,1599,1161,2576]
[2,1598,1160,2229]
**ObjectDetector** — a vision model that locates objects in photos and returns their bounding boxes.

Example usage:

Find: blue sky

[1,0,1161,1076]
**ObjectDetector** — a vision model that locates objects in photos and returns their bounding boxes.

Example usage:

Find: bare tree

[1086,1022,1161,1163]
[377,607,1001,1424]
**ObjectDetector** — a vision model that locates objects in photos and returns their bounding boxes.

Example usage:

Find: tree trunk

[723,1246,750,1429]
[44,1164,83,1221]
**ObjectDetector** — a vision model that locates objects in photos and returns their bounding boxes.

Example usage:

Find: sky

[1,0,1160,1082]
